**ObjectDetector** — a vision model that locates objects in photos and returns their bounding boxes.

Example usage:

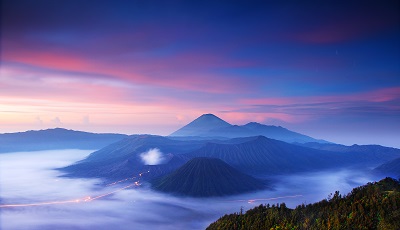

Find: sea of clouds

[0,150,378,230]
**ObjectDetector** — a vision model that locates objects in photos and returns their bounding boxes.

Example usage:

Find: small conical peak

[169,113,231,136]
[200,113,215,117]
[191,113,231,125]
[197,113,224,120]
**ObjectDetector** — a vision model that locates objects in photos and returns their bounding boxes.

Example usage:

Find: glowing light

[105,176,136,186]
[85,184,136,201]
[0,200,83,208]
[0,172,144,208]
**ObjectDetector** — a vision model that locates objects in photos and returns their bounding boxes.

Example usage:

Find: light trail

[105,177,136,186]
[229,194,303,203]
[86,183,136,201]
[0,170,152,208]
[0,199,82,208]
[0,171,152,208]
[0,183,138,208]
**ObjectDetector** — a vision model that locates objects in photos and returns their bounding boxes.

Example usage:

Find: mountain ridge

[169,113,328,143]
[61,134,400,183]
[0,128,127,153]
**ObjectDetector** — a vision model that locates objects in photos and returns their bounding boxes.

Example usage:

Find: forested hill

[207,177,400,230]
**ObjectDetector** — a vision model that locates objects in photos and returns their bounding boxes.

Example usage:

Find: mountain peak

[170,114,327,143]
[170,114,231,136]
[200,113,217,117]
[196,113,228,122]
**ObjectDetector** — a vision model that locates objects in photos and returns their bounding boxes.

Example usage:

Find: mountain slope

[61,135,207,180]
[169,113,327,143]
[374,157,400,179]
[185,136,396,175]
[152,157,265,197]
[243,122,327,143]
[0,128,127,153]
[185,136,340,174]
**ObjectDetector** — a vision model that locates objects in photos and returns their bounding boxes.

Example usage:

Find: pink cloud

[231,87,400,125]
[2,46,256,94]
[1,69,128,105]
[220,112,299,124]
[241,87,400,106]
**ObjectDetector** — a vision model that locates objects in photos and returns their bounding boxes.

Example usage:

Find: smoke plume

[140,148,165,165]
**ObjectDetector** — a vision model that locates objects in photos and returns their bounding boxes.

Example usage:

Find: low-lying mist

[0,150,381,230]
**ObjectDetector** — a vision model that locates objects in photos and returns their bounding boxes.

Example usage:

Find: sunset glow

[1,1,399,147]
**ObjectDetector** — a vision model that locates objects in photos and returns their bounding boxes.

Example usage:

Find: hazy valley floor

[0,150,382,230]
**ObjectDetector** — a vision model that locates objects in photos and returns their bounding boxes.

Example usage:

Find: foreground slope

[152,157,265,197]
[170,113,327,143]
[207,177,400,230]
[0,128,126,153]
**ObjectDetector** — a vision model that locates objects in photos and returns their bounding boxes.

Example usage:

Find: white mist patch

[140,148,165,165]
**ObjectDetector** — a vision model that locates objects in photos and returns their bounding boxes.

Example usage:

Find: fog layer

[0,150,379,230]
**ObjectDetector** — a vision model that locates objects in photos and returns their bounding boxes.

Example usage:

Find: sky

[1,0,399,147]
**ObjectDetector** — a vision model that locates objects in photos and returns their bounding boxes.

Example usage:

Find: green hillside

[207,177,400,230]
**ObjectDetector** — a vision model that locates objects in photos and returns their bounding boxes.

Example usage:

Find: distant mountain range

[4,113,399,198]
[59,114,400,197]
[152,157,265,197]
[296,142,400,166]
[0,128,126,153]
[61,134,400,196]
[170,114,328,144]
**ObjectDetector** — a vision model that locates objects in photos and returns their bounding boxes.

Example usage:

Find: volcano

[169,113,327,143]
[151,157,265,197]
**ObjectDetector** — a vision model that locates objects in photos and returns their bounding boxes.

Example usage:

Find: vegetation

[207,177,400,230]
